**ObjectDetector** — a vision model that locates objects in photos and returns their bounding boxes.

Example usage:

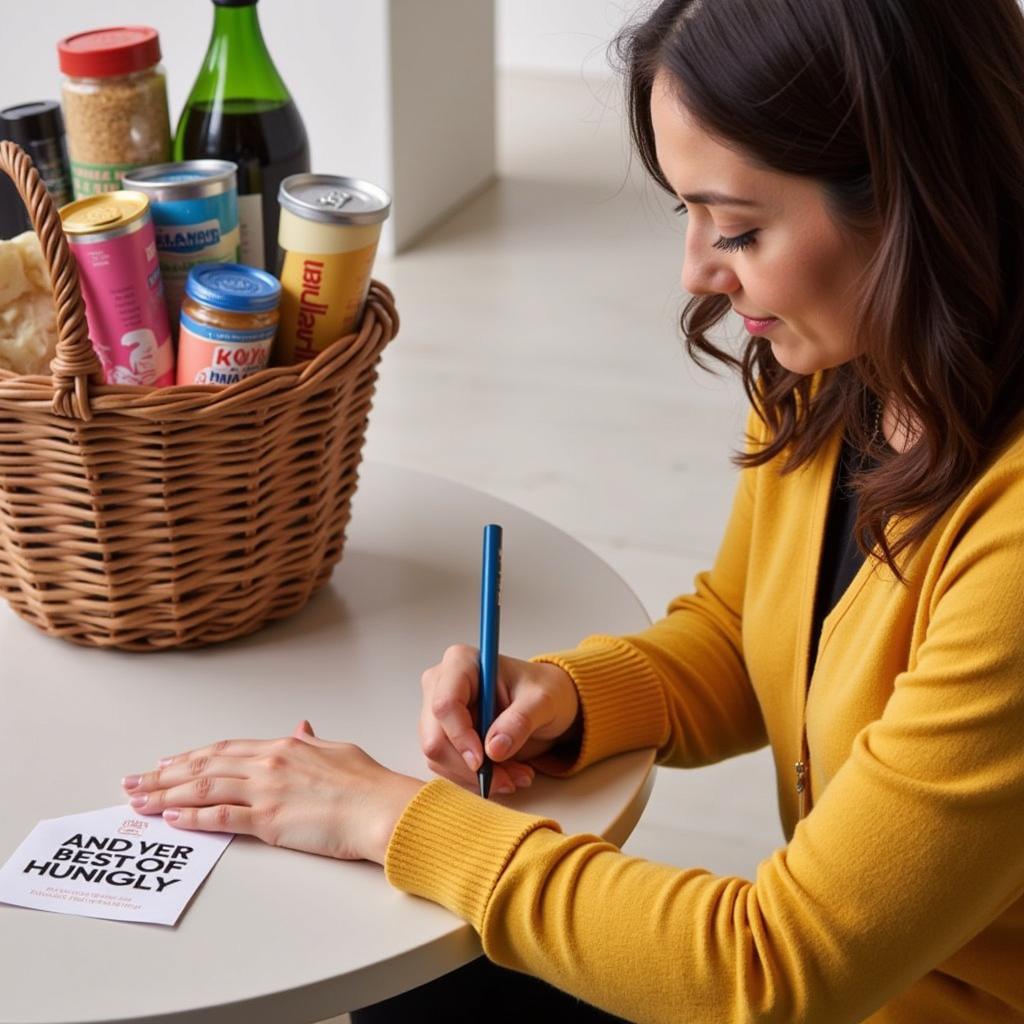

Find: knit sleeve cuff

[527,636,667,777]
[384,777,561,930]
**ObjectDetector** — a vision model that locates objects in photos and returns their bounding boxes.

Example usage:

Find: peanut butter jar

[176,263,280,387]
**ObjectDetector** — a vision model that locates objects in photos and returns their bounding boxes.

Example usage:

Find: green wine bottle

[174,0,309,270]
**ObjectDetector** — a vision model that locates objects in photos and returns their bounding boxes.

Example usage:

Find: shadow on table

[235,547,472,651]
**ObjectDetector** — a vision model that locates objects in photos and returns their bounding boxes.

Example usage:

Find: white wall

[497,0,644,78]
[0,0,496,255]
[0,1,393,182]
[1,0,646,252]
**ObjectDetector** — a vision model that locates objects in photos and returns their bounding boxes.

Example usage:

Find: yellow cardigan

[385,400,1024,1024]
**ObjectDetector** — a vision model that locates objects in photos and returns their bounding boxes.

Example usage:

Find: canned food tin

[1,101,73,222]
[177,263,281,387]
[59,190,174,386]
[121,160,240,328]
[274,173,390,365]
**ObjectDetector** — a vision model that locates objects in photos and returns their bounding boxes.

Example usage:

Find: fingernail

[158,757,174,767]
[130,795,148,808]
[462,750,478,772]
[163,809,180,822]
[496,784,516,795]
[122,775,141,790]
[489,734,511,758]
[512,772,533,788]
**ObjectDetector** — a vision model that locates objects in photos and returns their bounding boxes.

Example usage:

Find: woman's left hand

[119,721,425,866]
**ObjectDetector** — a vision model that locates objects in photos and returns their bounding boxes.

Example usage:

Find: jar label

[237,193,265,269]
[176,310,277,387]
[70,159,141,199]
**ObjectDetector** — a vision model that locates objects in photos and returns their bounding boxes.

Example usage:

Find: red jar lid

[57,26,162,78]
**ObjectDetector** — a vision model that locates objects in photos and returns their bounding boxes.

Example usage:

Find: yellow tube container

[274,173,391,365]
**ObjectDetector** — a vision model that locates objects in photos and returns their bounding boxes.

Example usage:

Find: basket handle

[0,140,102,420]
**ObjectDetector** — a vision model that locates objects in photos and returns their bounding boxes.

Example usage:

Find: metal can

[0,101,72,237]
[176,263,280,387]
[274,173,391,365]
[59,190,174,387]
[121,160,241,329]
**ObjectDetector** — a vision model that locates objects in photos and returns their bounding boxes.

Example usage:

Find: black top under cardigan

[809,433,882,663]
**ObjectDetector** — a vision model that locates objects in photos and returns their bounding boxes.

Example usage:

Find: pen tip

[478,773,490,800]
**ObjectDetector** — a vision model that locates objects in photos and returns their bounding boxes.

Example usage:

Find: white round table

[0,462,654,1023]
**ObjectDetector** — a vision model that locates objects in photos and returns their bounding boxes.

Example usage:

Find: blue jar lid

[185,263,281,313]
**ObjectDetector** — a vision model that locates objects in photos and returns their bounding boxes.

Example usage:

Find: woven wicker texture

[0,141,399,650]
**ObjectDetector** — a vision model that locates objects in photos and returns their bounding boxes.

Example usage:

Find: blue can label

[156,218,225,254]
[150,191,242,327]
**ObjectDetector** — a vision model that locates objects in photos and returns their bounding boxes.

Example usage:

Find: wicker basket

[0,141,400,651]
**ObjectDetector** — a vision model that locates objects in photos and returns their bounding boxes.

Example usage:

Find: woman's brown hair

[617,0,1024,580]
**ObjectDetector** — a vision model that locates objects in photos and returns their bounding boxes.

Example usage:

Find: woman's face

[650,68,873,375]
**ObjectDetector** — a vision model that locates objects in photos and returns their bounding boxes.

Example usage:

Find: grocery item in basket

[0,231,58,374]
[0,171,25,238]
[0,101,72,237]
[175,0,309,270]
[274,174,391,365]
[58,27,172,198]
[60,191,174,386]
[122,160,240,329]
[176,263,280,386]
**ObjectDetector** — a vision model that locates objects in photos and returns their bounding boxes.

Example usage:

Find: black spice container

[0,101,72,237]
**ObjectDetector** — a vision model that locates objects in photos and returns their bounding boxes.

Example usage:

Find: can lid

[279,174,391,226]
[186,263,281,313]
[60,191,149,234]
[122,160,238,200]
[0,101,64,146]
[57,27,162,78]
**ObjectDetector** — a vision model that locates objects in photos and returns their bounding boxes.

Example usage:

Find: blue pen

[477,524,502,799]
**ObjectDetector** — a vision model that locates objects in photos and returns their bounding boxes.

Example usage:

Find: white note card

[0,805,233,926]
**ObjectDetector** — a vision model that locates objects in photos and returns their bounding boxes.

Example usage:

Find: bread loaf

[0,230,58,375]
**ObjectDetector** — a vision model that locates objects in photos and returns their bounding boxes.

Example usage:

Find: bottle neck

[199,1,290,105]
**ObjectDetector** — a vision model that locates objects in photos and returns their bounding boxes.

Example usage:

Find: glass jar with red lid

[57,26,171,199]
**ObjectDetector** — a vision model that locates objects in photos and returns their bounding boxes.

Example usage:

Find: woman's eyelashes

[712,231,758,252]
[672,201,759,252]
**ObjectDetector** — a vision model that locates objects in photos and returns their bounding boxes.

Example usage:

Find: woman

[119,1,1024,1021]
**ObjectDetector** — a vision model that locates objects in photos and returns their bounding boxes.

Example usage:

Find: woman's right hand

[419,644,580,795]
